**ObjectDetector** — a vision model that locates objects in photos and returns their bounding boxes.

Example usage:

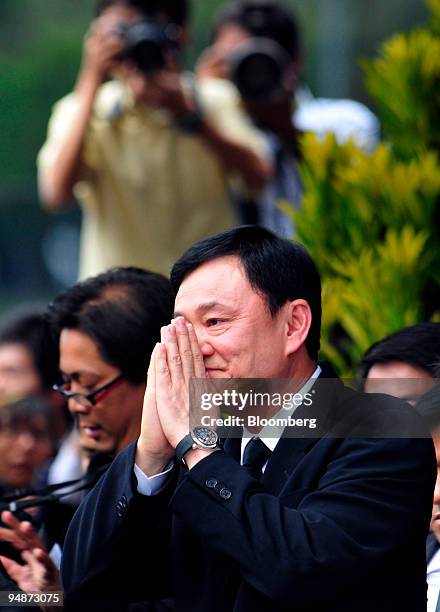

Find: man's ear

[285,299,312,356]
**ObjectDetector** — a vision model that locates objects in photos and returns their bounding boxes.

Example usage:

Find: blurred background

[0,0,429,311]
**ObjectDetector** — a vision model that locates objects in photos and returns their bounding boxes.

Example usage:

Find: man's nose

[193,328,214,358]
[16,431,37,452]
[68,397,91,415]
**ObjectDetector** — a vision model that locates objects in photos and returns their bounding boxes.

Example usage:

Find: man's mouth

[80,424,104,440]
[205,370,225,379]
[431,509,440,523]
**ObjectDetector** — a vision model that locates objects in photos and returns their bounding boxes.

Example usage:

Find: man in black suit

[61,226,435,611]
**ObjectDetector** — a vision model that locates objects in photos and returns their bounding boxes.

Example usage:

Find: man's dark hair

[95,0,189,26]
[0,311,58,390]
[171,225,321,360]
[47,267,174,386]
[0,395,54,438]
[212,0,301,60]
[358,322,440,382]
[415,381,440,432]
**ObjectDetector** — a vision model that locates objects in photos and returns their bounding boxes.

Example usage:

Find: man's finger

[163,324,184,383]
[0,555,23,583]
[1,511,21,531]
[187,323,206,378]
[155,342,170,380]
[174,317,194,384]
[0,527,19,546]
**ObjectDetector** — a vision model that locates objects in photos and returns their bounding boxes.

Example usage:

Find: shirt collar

[241,364,322,455]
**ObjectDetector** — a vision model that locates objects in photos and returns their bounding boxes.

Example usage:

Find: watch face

[192,426,218,448]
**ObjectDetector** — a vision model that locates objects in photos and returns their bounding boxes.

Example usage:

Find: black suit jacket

[62,368,436,611]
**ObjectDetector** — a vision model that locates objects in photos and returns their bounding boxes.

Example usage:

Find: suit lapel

[262,363,344,496]
[262,436,320,495]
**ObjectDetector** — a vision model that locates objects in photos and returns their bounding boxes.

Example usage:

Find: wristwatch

[175,426,221,465]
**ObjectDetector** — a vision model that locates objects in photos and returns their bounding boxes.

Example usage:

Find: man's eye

[206,318,223,326]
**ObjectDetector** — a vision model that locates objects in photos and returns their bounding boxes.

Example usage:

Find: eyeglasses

[52,374,124,408]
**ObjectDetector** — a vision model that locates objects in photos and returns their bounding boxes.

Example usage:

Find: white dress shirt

[427,548,440,612]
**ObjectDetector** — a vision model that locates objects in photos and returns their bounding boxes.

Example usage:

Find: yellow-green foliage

[427,0,440,32]
[293,133,440,376]
[363,28,440,159]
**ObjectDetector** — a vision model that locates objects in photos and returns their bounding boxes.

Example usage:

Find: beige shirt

[38,76,268,279]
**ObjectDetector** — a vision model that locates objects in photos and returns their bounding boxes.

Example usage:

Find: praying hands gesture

[136,316,218,474]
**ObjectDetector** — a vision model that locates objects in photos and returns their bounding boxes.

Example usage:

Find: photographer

[38,0,271,279]
[198,0,378,235]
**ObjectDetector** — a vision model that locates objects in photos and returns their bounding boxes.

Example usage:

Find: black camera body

[116,20,180,74]
[229,38,290,103]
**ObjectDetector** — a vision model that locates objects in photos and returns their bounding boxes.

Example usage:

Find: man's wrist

[135,443,173,477]
[184,447,222,470]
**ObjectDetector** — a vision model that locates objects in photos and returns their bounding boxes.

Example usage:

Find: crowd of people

[1,0,438,611]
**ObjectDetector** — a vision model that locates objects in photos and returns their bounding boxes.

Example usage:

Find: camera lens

[121,21,171,74]
[230,38,289,102]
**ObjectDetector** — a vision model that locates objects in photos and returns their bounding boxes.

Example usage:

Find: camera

[229,38,290,102]
[116,19,180,74]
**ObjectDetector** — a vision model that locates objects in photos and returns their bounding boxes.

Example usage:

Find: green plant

[363,4,440,159]
[292,130,440,376]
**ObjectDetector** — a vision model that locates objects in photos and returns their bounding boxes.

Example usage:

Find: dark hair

[358,322,440,382]
[415,382,440,432]
[0,311,58,390]
[47,267,174,385]
[212,0,301,60]
[171,225,321,360]
[95,0,189,26]
[0,395,52,428]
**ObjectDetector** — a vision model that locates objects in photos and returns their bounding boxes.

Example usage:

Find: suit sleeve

[61,441,176,606]
[170,434,435,607]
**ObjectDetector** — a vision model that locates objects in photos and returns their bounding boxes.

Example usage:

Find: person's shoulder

[337,384,432,439]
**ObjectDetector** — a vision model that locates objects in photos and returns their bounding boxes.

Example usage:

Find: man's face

[364,361,435,405]
[0,414,53,489]
[0,343,42,397]
[59,329,144,454]
[174,256,295,379]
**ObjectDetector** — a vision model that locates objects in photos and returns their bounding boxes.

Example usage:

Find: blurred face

[174,256,306,379]
[59,329,145,454]
[431,430,440,542]
[0,415,53,488]
[0,343,43,397]
[364,361,434,405]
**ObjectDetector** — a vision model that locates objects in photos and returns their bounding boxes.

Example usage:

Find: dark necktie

[242,437,271,479]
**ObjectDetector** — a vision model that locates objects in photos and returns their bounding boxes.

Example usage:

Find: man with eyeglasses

[0,266,174,596]
[48,266,173,458]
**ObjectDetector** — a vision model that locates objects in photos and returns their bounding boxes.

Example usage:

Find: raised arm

[38,15,123,211]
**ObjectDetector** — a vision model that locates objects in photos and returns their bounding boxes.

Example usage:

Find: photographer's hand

[80,13,124,86]
[39,13,123,210]
[120,64,191,116]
